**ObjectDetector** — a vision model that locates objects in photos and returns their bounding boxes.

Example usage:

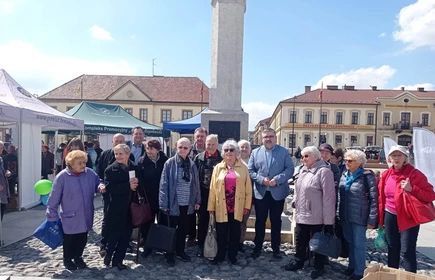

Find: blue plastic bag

[33,219,64,249]
[374,227,387,249]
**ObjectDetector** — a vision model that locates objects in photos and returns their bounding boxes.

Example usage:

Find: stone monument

[201,0,249,143]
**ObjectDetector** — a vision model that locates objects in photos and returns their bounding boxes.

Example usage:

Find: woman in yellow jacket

[208,139,252,265]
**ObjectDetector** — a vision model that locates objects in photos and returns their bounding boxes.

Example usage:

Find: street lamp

[291,96,297,155]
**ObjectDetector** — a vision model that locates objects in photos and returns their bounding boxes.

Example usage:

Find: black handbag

[309,226,342,259]
[145,210,176,253]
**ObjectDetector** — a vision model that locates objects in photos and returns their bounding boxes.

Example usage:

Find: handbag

[130,190,152,228]
[309,226,342,259]
[33,219,64,250]
[403,191,435,225]
[203,214,218,258]
[145,210,177,253]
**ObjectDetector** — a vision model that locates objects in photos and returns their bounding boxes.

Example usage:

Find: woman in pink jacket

[285,146,336,280]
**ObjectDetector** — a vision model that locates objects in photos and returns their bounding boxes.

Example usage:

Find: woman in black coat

[103,144,141,270]
[137,139,168,257]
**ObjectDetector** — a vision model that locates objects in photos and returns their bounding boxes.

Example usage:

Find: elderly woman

[208,140,252,265]
[285,146,335,279]
[237,139,252,252]
[46,150,101,270]
[102,144,141,270]
[378,145,435,273]
[338,150,378,280]
[159,137,200,266]
[138,139,168,258]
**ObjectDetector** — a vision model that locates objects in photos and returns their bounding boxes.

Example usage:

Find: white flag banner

[383,137,398,168]
[413,128,435,190]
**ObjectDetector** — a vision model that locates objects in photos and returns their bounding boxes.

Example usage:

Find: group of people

[0,141,18,219]
[39,125,435,280]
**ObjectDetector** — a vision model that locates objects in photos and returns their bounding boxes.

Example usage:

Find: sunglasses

[178,146,189,150]
[302,154,310,158]
[344,159,355,163]
[224,148,235,152]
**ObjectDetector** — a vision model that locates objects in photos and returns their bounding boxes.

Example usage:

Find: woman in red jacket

[378,145,435,273]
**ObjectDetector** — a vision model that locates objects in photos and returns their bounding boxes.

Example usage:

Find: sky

[0,0,434,130]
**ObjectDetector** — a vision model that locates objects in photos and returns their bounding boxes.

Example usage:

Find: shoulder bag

[203,214,218,258]
[309,225,342,259]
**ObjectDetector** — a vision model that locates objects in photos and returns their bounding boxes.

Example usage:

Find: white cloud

[393,0,435,50]
[88,25,114,41]
[0,40,135,94]
[312,65,397,89]
[378,32,386,38]
[242,102,276,131]
[0,0,19,14]
[394,83,434,90]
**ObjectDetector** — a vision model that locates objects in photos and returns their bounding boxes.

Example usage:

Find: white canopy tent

[0,69,84,210]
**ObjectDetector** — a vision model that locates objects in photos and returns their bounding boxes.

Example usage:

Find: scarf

[177,154,191,182]
[345,167,364,191]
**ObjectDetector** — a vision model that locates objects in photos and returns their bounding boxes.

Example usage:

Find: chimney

[304,86,311,93]
[371,85,377,90]
[400,86,405,91]
[417,87,425,92]
[326,85,339,90]
[344,85,355,90]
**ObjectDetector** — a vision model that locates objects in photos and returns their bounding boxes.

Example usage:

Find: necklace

[227,163,235,170]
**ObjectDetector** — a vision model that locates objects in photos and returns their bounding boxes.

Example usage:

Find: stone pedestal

[201,110,249,142]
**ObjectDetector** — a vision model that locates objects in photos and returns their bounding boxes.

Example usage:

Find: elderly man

[128,126,146,164]
[248,128,294,259]
[97,133,134,257]
[194,134,222,257]
[186,127,208,245]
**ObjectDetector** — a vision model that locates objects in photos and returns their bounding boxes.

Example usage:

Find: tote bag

[145,210,176,253]
[203,214,218,258]
[33,219,63,250]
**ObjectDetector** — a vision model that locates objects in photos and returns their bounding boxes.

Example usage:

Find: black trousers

[63,232,88,261]
[384,211,420,273]
[141,207,158,248]
[294,223,325,270]
[197,187,210,248]
[215,213,241,262]
[187,211,197,241]
[0,204,5,221]
[106,227,133,265]
[254,191,285,252]
[8,177,16,195]
[100,193,110,246]
[159,205,188,256]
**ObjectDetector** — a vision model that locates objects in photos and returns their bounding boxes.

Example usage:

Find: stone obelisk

[201,0,249,142]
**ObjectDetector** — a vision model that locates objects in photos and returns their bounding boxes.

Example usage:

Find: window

[320,112,328,124]
[351,112,359,125]
[182,110,193,120]
[422,113,429,126]
[367,112,374,125]
[366,136,373,146]
[383,112,390,125]
[335,135,342,147]
[289,134,296,148]
[304,134,311,146]
[139,109,147,122]
[305,111,312,123]
[289,110,296,123]
[161,110,171,122]
[336,112,343,124]
[351,135,357,145]
[125,108,133,115]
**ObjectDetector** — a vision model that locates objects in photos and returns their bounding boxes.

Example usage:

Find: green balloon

[34,180,53,195]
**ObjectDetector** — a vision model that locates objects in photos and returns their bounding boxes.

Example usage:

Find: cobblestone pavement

[0,208,434,280]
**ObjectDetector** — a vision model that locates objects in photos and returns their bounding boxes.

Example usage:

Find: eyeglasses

[262,135,275,139]
[224,148,235,152]
[302,154,310,158]
[344,159,355,163]
[178,146,189,150]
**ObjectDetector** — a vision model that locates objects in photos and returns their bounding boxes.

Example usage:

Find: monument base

[201,109,249,142]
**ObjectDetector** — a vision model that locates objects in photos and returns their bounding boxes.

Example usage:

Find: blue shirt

[264,145,276,191]
[130,144,142,164]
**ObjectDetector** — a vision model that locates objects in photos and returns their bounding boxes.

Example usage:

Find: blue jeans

[342,221,367,276]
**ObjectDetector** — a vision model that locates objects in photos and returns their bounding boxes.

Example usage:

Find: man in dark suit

[98,133,134,256]
[127,126,146,164]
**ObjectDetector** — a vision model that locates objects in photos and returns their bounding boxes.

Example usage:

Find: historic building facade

[257,85,435,151]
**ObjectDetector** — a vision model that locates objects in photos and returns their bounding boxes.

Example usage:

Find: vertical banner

[383,137,398,168]
[413,128,435,190]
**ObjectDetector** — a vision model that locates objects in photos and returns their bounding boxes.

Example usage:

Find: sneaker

[73,257,87,269]
[176,252,191,262]
[284,261,304,271]
[63,259,78,271]
[311,269,324,279]
[342,268,354,276]
[251,249,261,259]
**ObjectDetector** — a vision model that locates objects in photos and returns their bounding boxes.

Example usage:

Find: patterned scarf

[345,167,364,191]
[177,154,191,182]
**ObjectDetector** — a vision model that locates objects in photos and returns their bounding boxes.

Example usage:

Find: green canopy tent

[64,101,170,137]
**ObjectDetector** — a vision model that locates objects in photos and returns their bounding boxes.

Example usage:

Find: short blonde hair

[114,144,131,154]
[344,149,367,167]
[65,150,88,167]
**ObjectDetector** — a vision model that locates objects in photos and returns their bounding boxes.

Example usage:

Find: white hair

[221,139,240,157]
[302,146,321,160]
[344,149,367,167]
[206,134,218,142]
[238,139,251,151]
[177,137,191,146]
